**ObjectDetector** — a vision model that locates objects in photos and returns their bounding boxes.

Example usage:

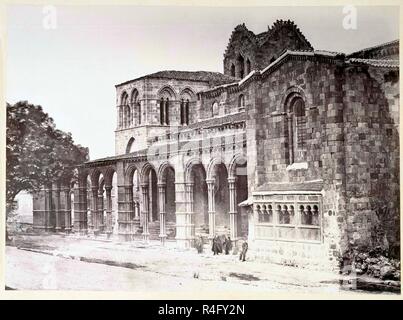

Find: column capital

[140,183,149,188]
[228,176,237,184]
[104,185,112,192]
[157,182,167,188]
[91,186,99,192]
[206,178,215,185]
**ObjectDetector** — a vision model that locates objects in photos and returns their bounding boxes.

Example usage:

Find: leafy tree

[6,101,89,210]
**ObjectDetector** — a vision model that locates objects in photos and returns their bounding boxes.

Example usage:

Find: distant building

[33,20,400,270]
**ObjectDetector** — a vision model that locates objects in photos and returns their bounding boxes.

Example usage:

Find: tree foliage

[6,101,89,205]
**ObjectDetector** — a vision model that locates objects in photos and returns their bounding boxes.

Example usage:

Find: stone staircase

[148,221,176,240]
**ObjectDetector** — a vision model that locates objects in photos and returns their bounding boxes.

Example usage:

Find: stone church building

[33,20,400,270]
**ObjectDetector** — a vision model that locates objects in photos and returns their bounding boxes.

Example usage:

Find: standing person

[217,235,223,254]
[212,235,220,255]
[195,235,204,254]
[239,240,248,262]
[224,236,233,255]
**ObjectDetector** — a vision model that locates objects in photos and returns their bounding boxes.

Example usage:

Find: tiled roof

[201,49,399,97]
[347,39,399,58]
[254,180,324,193]
[347,58,399,68]
[116,71,237,87]
[84,149,148,165]
[185,112,246,130]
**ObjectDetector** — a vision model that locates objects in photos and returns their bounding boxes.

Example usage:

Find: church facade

[33,20,400,271]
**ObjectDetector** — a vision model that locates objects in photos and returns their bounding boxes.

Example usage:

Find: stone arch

[157,161,175,184]
[140,162,157,185]
[77,168,90,186]
[207,157,228,180]
[104,166,116,188]
[180,87,195,100]
[228,153,248,178]
[281,86,307,113]
[157,85,177,100]
[126,137,135,154]
[125,163,140,184]
[212,100,219,117]
[158,86,175,125]
[89,168,103,187]
[120,91,129,105]
[130,88,139,103]
[184,157,204,183]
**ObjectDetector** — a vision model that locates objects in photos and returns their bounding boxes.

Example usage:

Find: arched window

[212,101,219,117]
[120,92,129,128]
[185,99,189,125]
[131,90,141,125]
[138,103,142,125]
[126,137,135,154]
[238,94,245,111]
[118,106,123,128]
[287,96,307,164]
[180,99,190,125]
[159,87,175,125]
[159,98,170,125]
[236,55,245,79]
[246,59,251,75]
[230,64,236,77]
[125,106,131,127]
[160,99,165,125]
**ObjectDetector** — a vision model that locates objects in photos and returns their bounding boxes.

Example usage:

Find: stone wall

[342,66,400,255]
[242,56,399,267]
[223,21,313,77]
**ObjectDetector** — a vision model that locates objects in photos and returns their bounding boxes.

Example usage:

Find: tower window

[238,94,245,111]
[287,97,307,164]
[230,64,235,77]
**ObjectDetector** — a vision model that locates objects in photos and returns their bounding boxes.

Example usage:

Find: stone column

[141,183,150,241]
[117,184,129,241]
[105,186,113,238]
[54,185,61,232]
[91,186,99,235]
[125,185,134,239]
[228,176,238,242]
[74,184,87,234]
[98,188,105,232]
[134,202,140,220]
[158,183,167,245]
[206,179,216,239]
[185,182,195,242]
[62,187,72,233]
[164,100,169,125]
[44,186,53,232]
[287,115,294,164]
[174,181,191,248]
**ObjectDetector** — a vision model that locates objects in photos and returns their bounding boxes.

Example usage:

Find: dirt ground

[4,234,399,297]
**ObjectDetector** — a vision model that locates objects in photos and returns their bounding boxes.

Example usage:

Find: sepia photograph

[1,1,401,300]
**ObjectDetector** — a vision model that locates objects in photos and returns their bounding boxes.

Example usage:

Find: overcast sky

[6,5,399,160]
